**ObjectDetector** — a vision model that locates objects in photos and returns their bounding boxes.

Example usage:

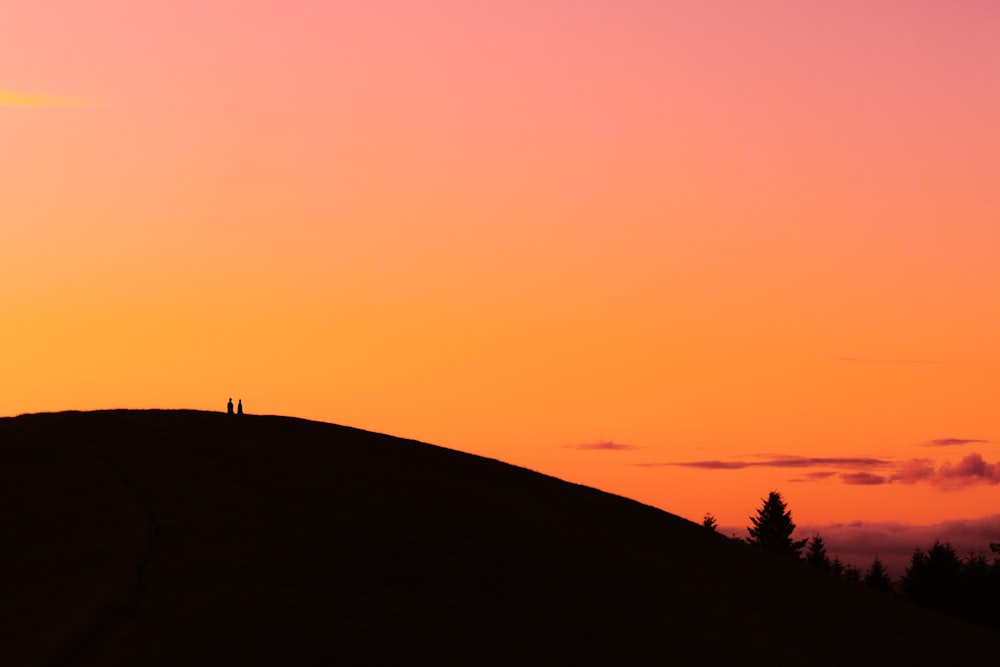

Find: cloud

[789,471,840,482]
[765,456,890,469]
[891,453,1000,488]
[644,456,891,470]
[923,438,988,447]
[651,451,1000,489]
[890,459,936,484]
[790,515,1000,575]
[940,453,1000,485]
[715,514,1000,575]
[639,460,748,469]
[794,471,838,481]
[0,90,81,107]
[566,441,639,451]
[839,472,887,485]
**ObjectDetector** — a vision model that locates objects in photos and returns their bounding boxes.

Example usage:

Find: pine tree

[902,541,962,615]
[864,557,892,592]
[702,512,718,531]
[746,491,808,558]
[805,534,831,571]
[959,552,992,625]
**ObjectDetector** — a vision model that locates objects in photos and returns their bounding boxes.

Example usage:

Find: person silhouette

[227,398,234,415]
[237,399,243,415]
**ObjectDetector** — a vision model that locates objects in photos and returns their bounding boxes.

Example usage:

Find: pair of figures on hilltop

[227,398,243,415]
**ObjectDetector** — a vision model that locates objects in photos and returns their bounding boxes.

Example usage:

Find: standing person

[237,399,243,415]
[227,398,234,415]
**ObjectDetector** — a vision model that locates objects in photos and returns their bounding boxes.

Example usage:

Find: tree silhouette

[902,542,1000,629]
[863,557,892,593]
[958,552,992,626]
[702,512,718,531]
[746,491,807,558]
[805,534,831,571]
[902,541,961,615]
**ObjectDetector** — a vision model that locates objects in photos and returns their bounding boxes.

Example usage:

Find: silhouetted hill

[1,410,994,665]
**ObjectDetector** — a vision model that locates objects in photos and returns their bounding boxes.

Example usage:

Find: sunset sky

[3,1,999,563]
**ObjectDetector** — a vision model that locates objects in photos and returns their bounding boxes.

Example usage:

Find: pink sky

[3,1,1000,558]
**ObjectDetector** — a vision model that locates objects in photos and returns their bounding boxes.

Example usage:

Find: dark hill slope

[0,410,994,665]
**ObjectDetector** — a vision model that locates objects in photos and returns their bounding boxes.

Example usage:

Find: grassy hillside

[0,410,994,665]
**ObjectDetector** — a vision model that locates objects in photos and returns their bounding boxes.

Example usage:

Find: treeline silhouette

[705,491,1000,630]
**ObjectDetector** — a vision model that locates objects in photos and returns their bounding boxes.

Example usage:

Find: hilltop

[1,410,994,664]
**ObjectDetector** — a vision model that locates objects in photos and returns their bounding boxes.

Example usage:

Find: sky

[3,1,1000,565]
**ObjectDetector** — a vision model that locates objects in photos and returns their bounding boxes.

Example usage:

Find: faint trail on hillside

[48,460,159,666]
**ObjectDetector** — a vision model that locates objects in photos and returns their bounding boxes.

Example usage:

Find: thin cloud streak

[792,471,838,482]
[647,451,1000,489]
[637,460,749,469]
[839,472,887,485]
[923,438,988,447]
[641,456,891,470]
[566,441,639,451]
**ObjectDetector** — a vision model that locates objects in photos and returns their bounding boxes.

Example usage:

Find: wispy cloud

[767,456,890,469]
[637,460,748,469]
[646,451,1000,489]
[839,472,887,485]
[794,471,838,482]
[0,90,81,107]
[565,440,639,451]
[923,438,988,447]
[639,456,891,470]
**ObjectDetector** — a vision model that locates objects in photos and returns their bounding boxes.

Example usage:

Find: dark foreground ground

[1,410,995,665]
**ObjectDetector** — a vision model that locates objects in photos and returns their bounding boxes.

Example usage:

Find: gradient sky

[4,1,999,548]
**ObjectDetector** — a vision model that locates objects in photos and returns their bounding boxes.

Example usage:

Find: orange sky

[3,1,999,535]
